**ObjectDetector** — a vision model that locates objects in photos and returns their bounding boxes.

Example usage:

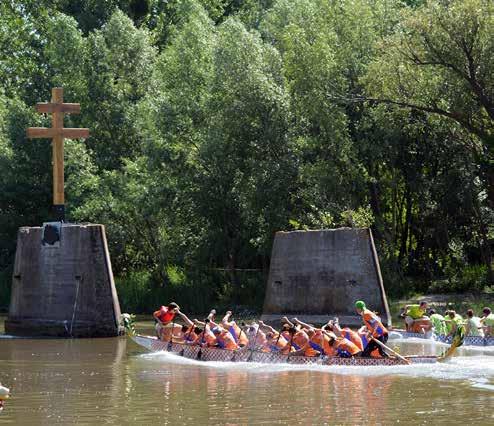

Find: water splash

[138,350,494,389]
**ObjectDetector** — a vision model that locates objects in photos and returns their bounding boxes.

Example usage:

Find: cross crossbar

[35,103,81,114]
[27,127,90,139]
[26,87,90,221]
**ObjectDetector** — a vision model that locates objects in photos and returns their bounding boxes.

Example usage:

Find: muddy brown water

[1,318,493,425]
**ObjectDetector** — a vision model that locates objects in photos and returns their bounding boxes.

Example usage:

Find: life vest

[154,306,176,324]
[341,327,364,351]
[228,323,249,347]
[198,329,217,346]
[217,330,239,350]
[334,337,361,357]
[268,333,288,352]
[362,309,387,338]
[311,331,336,356]
[292,331,309,349]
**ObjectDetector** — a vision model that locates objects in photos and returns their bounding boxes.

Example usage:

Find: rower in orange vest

[258,321,289,352]
[211,326,239,350]
[324,321,364,351]
[221,311,249,347]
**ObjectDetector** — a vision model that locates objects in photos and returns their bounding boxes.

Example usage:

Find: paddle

[197,319,210,360]
[247,323,261,361]
[370,336,411,365]
[286,331,295,363]
[166,320,176,351]
[179,325,195,356]
[438,324,465,362]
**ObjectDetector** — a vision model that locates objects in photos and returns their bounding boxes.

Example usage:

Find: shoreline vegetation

[1,1,494,311]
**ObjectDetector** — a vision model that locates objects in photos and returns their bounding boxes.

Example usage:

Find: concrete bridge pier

[5,223,123,337]
[261,228,391,327]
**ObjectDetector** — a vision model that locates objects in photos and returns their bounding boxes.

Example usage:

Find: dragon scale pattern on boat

[131,335,437,366]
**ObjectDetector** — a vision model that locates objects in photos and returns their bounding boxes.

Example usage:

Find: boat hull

[391,330,494,346]
[130,335,437,366]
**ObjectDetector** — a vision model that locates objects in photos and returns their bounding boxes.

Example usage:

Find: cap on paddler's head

[355,300,366,310]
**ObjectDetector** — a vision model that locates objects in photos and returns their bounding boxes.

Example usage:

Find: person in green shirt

[480,307,494,337]
[464,309,484,337]
[428,309,447,336]
[444,310,463,337]
[403,301,430,332]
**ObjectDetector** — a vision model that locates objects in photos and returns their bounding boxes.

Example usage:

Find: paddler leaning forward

[153,302,182,341]
[355,300,389,357]
[292,318,362,358]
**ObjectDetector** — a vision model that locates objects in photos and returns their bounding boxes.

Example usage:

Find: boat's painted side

[391,329,494,346]
[130,335,437,366]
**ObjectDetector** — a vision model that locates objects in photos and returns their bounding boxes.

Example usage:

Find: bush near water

[1,1,494,314]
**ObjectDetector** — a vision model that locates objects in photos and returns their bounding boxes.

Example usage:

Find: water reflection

[0,337,126,425]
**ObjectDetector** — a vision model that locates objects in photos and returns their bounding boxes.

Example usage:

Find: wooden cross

[27,87,89,221]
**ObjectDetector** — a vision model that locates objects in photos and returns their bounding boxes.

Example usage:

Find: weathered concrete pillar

[261,228,391,327]
[5,223,123,337]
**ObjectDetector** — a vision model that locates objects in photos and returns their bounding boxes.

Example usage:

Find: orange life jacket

[362,309,387,338]
[216,330,239,350]
[340,327,364,351]
[310,331,336,356]
[227,322,249,347]
[196,328,217,346]
[266,332,289,352]
[334,337,361,357]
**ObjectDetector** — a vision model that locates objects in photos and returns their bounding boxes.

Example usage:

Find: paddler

[294,319,361,358]
[324,320,364,351]
[445,310,463,337]
[428,309,447,336]
[355,300,389,357]
[170,310,200,343]
[211,326,239,350]
[192,318,217,347]
[278,318,314,355]
[324,330,362,358]
[245,323,267,348]
[153,302,181,341]
[221,311,249,347]
[480,307,494,336]
[402,301,430,333]
[257,321,289,352]
[464,309,484,337]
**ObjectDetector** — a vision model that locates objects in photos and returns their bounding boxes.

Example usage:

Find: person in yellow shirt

[403,301,430,332]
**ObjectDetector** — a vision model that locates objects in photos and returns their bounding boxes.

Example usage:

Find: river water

[1,319,493,425]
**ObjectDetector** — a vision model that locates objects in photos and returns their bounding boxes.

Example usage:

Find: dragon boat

[130,334,438,366]
[390,329,494,347]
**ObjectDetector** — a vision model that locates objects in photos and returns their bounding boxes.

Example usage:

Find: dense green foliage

[1,0,493,312]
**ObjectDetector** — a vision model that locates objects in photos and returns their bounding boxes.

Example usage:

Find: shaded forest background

[1,0,493,313]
